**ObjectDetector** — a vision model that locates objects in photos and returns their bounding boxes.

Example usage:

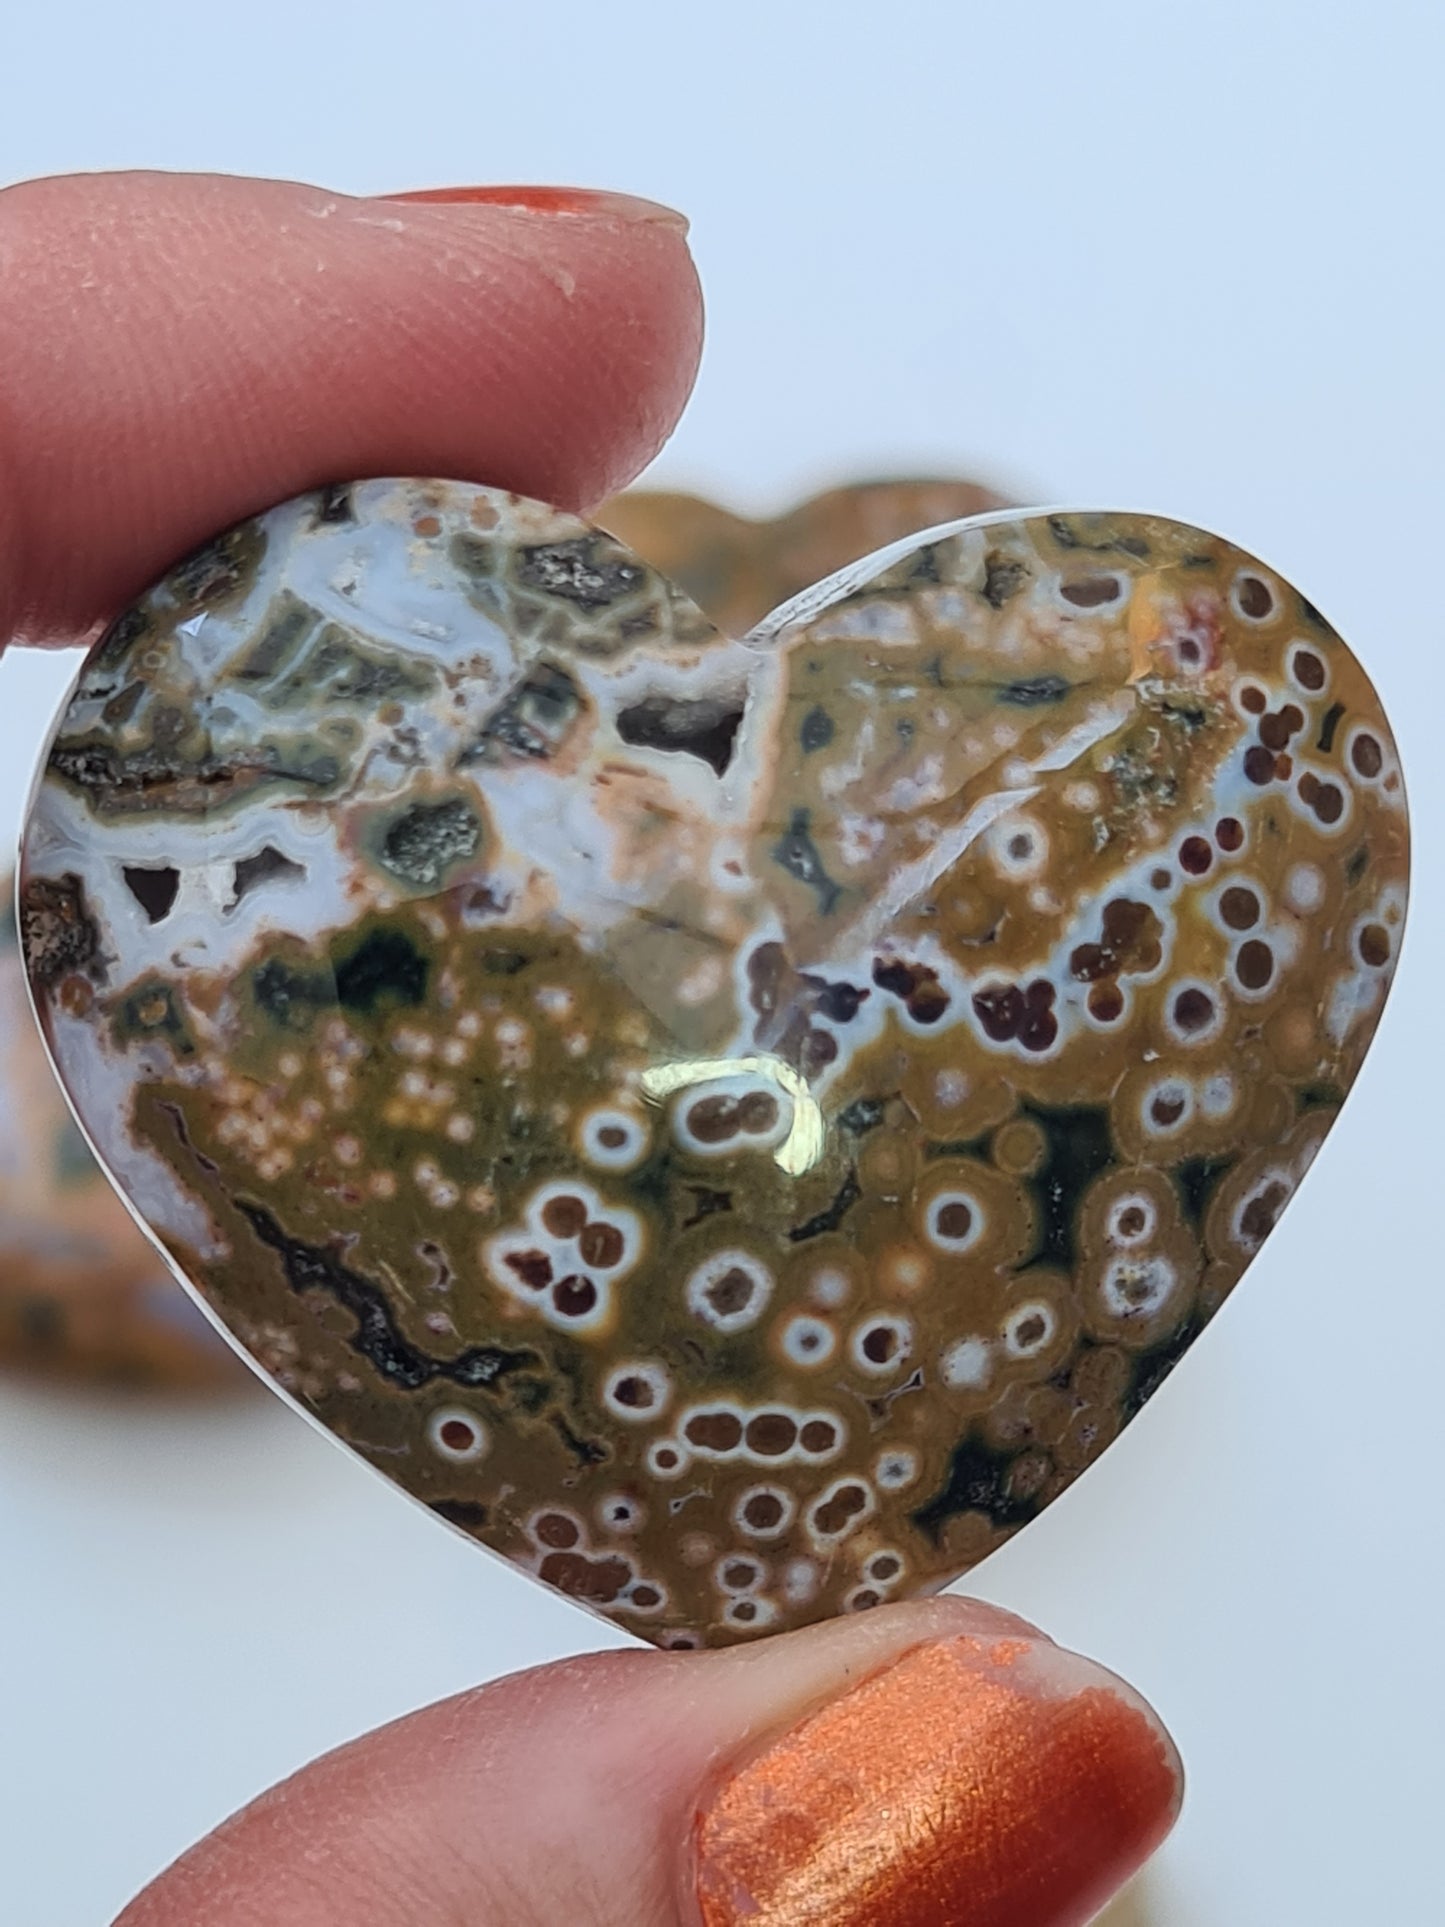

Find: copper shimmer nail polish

[693,1635,1181,1927]
[379,185,688,229]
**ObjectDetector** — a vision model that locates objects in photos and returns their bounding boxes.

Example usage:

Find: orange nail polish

[379,185,688,231]
[693,1635,1181,1927]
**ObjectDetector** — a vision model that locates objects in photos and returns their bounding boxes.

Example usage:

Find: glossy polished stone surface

[0,888,239,1386]
[19,480,1407,1644]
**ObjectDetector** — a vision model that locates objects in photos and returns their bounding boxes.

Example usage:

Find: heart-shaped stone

[19,480,1407,1646]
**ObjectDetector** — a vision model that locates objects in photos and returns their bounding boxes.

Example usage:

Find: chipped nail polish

[378,184,688,230]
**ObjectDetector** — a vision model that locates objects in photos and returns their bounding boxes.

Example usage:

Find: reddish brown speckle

[535,1512,580,1549]
[1292,648,1326,691]
[541,1196,587,1238]
[1172,988,1214,1033]
[579,1221,625,1268]
[1179,836,1212,876]
[935,1202,974,1240]
[1235,940,1275,991]
[1219,886,1260,931]
[745,1412,798,1456]
[1352,733,1383,779]
[685,1411,745,1452]
[1359,924,1390,967]
[552,1274,598,1317]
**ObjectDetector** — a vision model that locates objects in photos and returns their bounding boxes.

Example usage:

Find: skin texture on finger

[118,1597,1181,1927]
[0,171,702,647]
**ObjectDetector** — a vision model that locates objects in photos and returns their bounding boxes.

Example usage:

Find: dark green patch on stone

[234,591,317,684]
[274,626,437,708]
[252,955,331,1030]
[1173,1154,1234,1232]
[461,663,585,765]
[771,808,842,915]
[430,1498,489,1529]
[114,978,194,1057]
[1297,1083,1343,1112]
[837,1096,886,1136]
[1022,1102,1116,1269]
[1047,514,1150,560]
[333,927,429,1014]
[90,606,152,676]
[168,522,267,618]
[912,1432,1040,1544]
[1317,701,1346,755]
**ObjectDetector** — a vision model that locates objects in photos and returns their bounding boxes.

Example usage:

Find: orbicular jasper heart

[19,480,1407,1646]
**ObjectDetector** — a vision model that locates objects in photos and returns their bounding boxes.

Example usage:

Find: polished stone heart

[19,480,1407,1646]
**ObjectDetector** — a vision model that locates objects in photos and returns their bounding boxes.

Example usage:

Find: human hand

[2,170,1181,1926]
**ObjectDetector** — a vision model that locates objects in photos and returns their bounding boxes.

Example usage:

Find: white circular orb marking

[602,1360,673,1423]
[685,1249,774,1333]
[780,1314,838,1367]
[925,1190,985,1253]
[427,1407,489,1463]
[578,1107,649,1171]
[1101,1255,1178,1320]
[941,1336,992,1390]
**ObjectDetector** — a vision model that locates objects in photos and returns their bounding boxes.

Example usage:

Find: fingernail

[378,184,688,232]
[693,1633,1182,1927]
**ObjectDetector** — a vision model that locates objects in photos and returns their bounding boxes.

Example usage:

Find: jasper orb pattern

[19,481,1406,1645]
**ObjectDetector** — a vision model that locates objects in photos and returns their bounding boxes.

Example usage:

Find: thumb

[0,171,701,646]
[118,1596,1182,1927]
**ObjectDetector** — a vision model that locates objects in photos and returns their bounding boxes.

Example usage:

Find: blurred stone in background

[601,475,1007,634]
[0,475,1006,1388]
[0,892,243,1386]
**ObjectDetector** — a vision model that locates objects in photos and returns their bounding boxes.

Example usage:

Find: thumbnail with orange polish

[693,1636,1180,1927]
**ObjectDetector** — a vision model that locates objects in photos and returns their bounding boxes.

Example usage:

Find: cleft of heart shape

[18,480,1408,1647]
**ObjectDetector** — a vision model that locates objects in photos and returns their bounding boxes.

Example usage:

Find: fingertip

[691,1614,1183,1927]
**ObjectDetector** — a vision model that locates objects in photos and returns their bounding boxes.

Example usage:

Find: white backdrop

[2,3,1442,1921]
